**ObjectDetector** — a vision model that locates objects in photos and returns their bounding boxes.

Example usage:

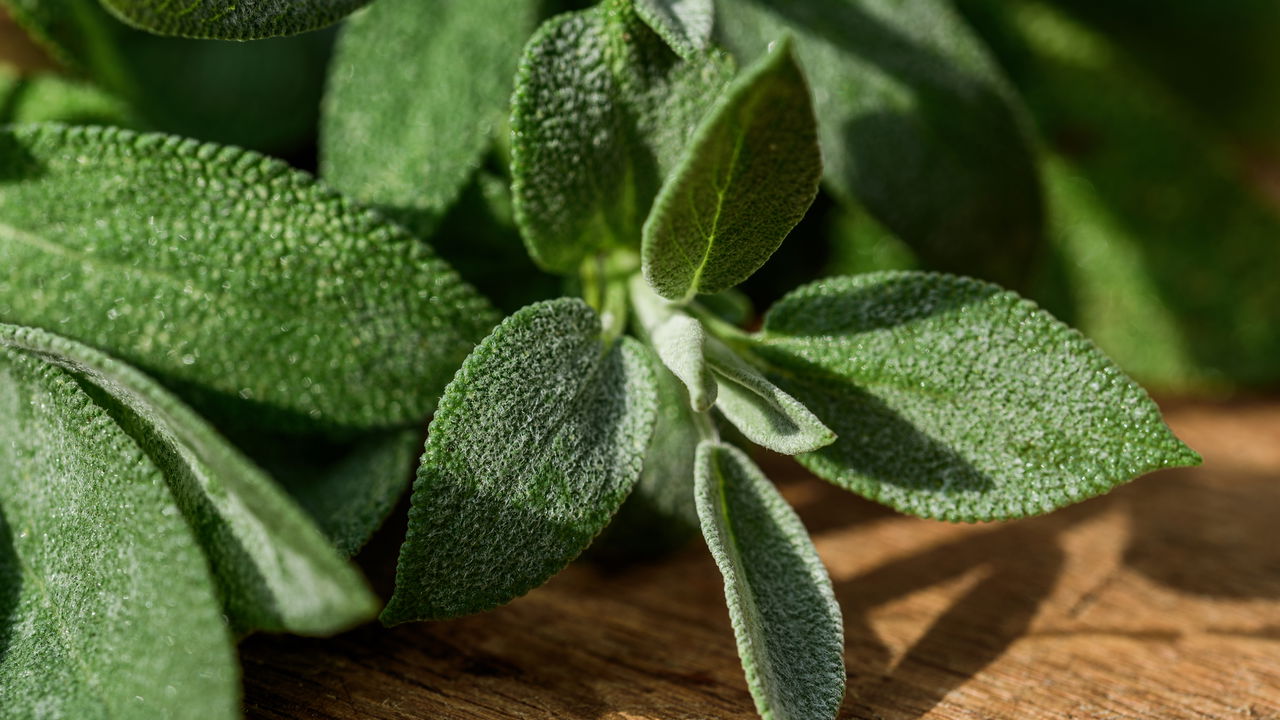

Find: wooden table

[243,400,1280,719]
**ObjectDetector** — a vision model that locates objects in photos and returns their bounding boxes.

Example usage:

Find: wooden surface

[243,399,1280,720]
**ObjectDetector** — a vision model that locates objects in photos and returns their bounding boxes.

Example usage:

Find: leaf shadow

[0,503,19,664]
[759,275,1000,337]
[0,130,42,183]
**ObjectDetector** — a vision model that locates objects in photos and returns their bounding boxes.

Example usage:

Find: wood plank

[242,400,1280,719]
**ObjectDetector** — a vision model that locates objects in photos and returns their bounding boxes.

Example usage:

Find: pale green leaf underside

[99,0,370,39]
[696,441,845,720]
[383,299,658,623]
[0,324,379,636]
[635,0,715,59]
[322,0,538,223]
[0,124,498,433]
[752,272,1201,521]
[511,0,733,273]
[0,338,237,719]
[652,314,717,411]
[643,38,821,301]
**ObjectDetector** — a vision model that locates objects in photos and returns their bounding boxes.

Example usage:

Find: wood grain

[241,400,1280,719]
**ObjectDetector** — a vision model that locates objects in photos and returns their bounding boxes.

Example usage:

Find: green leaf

[0,124,498,434]
[704,334,833,455]
[98,0,369,40]
[695,441,845,720]
[0,331,237,718]
[714,0,1044,289]
[642,38,821,301]
[750,272,1201,521]
[383,299,658,623]
[652,315,717,411]
[511,0,734,273]
[0,0,132,89]
[0,323,379,635]
[322,0,539,226]
[0,66,135,126]
[635,0,714,59]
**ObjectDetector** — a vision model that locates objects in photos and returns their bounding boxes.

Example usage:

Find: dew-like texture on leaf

[322,0,538,226]
[0,124,498,433]
[98,0,369,40]
[652,314,717,411]
[635,0,714,58]
[695,441,845,720]
[0,340,237,719]
[704,335,833,455]
[511,0,734,273]
[383,299,658,623]
[643,39,821,301]
[752,272,1200,522]
[0,324,379,636]
[714,0,1043,289]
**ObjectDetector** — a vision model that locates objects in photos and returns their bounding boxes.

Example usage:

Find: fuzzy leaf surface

[635,0,714,58]
[98,0,369,40]
[383,299,658,623]
[0,324,379,635]
[511,0,733,273]
[714,0,1043,288]
[751,272,1200,521]
[0,124,498,433]
[652,315,717,411]
[643,39,821,300]
[696,441,845,720]
[0,334,237,718]
[322,0,538,225]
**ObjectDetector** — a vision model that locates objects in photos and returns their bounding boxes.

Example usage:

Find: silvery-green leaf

[0,332,237,718]
[322,0,538,227]
[0,323,380,635]
[696,441,845,720]
[635,0,715,59]
[643,38,821,301]
[652,314,718,411]
[0,124,498,433]
[383,299,658,623]
[705,335,834,455]
[751,272,1201,521]
[99,0,369,40]
[511,0,734,273]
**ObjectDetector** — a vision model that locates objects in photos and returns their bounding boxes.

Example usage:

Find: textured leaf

[714,0,1043,289]
[511,0,734,273]
[696,441,845,720]
[0,324,379,635]
[322,0,538,226]
[652,315,717,411]
[99,0,369,40]
[643,38,821,301]
[383,299,658,623]
[0,124,498,433]
[635,0,714,59]
[704,334,833,455]
[0,332,237,718]
[750,272,1200,521]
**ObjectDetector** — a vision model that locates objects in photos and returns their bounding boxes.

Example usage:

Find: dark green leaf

[0,323,380,635]
[714,0,1043,288]
[750,272,1200,521]
[696,441,845,720]
[322,0,538,225]
[511,0,733,273]
[0,331,237,718]
[0,124,498,433]
[635,0,714,59]
[643,38,821,301]
[383,299,658,623]
[0,0,131,88]
[99,0,369,40]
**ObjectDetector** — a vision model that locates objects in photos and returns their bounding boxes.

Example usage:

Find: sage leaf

[652,315,718,411]
[635,0,714,59]
[696,441,845,720]
[714,0,1044,288]
[751,272,1201,521]
[0,124,498,433]
[0,68,135,127]
[383,299,658,623]
[705,335,834,455]
[642,38,821,301]
[511,0,733,273]
[99,0,369,40]
[0,324,380,635]
[0,334,237,718]
[322,0,538,226]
